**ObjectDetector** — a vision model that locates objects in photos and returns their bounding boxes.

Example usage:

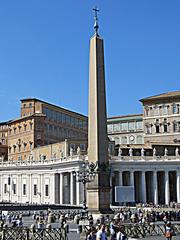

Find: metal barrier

[82,222,180,239]
[0,227,68,240]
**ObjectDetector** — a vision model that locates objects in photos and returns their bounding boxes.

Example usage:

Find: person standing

[116,225,127,240]
[96,224,107,240]
[87,226,97,240]
[165,222,173,240]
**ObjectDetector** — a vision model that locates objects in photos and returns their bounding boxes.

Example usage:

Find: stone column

[118,171,123,186]
[130,171,134,186]
[29,174,32,204]
[18,174,22,203]
[165,171,170,205]
[70,172,74,205]
[153,171,158,205]
[177,171,180,203]
[39,174,42,204]
[60,173,63,204]
[76,181,80,205]
[50,173,55,204]
[141,171,146,203]
[41,174,44,204]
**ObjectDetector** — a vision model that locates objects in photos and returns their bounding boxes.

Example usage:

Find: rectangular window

[57,112,62,122]
[75,118,79,128]
[83,121,87,130]
[164,125,168,133]
[173,122,178,132]
[62,113,66,123]
[23,184,26,195]
[163,105,168,115]
[13,183,16,194]
[33,184,37,196]
[30,123,33,130]
[173,104,179,114]
[80,143,86,151]
[128,122,135,131]
[53,111,57,122]
[113,123,120,132]
[66,115,70,125]
[121,122,128,131]
[79,120,83,129]
[154,106,159,116]
[70,143,75,150]
[146,126,151,134]
[45,185,49,197]
[107,124,113,133]
[136,121,143,130]
[156,125,160,133]
[4,184,7,194]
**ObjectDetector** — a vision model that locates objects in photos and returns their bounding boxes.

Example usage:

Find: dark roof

[9,113,46,124]
[140,91,180,102]
[0,120,12,126]
[20,98,88,119]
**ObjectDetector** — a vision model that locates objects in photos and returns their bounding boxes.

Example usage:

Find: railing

[1,154,180,167]
[81,222,180,239]
[111,155,180,161]
[0,155,84,167]
[0,227,68,240]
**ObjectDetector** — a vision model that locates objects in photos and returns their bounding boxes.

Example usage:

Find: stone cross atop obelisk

[87,8,111,214]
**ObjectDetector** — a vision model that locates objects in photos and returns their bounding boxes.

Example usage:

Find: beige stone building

[140,91,180,155]
[7,98,88,161]
[0,121,9,160]
[32,140,88,161]
[107,114,144,145]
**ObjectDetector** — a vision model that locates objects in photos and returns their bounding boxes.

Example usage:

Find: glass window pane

[121,122,128,131]
[128,122,135,131]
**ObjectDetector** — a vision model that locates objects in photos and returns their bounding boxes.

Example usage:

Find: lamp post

[73,160,98,218]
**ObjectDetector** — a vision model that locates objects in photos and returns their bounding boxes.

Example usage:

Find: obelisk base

[87,187,113,215]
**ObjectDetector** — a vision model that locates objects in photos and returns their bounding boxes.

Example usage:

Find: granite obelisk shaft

[87,32,110,213]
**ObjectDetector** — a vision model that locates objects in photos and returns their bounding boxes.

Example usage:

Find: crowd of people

[84,208,180,240]
[0,207,179,239]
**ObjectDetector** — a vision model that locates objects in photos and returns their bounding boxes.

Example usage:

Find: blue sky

[0,0,180,121]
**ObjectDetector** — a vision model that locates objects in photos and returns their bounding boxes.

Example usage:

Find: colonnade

[0,171,82,205]
[113,170,180,205]
[55,172,82,205]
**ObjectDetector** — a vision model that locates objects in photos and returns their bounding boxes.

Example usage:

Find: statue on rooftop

[118,147,122,157]
[129,148,133,157]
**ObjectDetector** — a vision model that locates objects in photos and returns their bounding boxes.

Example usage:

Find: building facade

[7,98,88,161]
[107,114,144,145]
[141,91,180,145]
[0,121,9,161]
[0,147,179,206]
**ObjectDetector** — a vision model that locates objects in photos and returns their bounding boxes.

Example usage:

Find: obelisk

[87,8,111,214]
